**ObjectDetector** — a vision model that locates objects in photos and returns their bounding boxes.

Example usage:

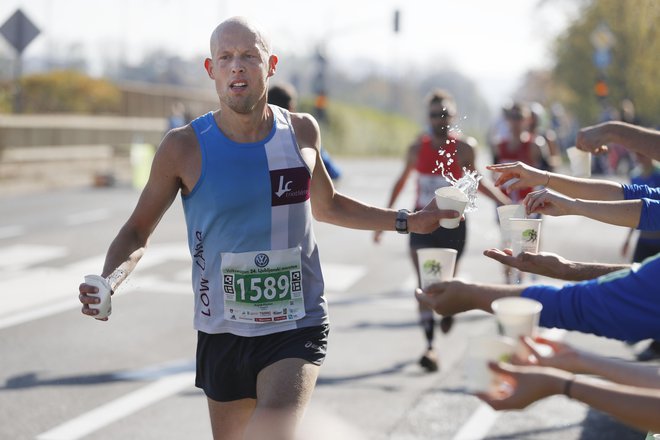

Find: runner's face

[428,102,452,137]
[206,24,276,114]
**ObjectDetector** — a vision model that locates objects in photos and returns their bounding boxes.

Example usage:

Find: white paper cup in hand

[435,186,468,229]
[465,335,516,393]
[84,274,112,319]
[567,146,591,177]
[509,218,542,256]
[496,204,526,247]
[416,248,457,289]
[491,297,543,357]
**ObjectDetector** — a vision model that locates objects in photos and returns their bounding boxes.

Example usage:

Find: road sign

[0,9,40,55]
[590,22,615,51]
[593,48,612,70]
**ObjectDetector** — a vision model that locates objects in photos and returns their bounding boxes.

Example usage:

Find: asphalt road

[0,157,648,439]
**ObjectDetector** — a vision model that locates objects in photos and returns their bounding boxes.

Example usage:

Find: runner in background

[374,89,511,372]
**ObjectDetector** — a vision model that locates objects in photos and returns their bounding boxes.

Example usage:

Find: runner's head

[426,89,456,137]
[205,17,278,114]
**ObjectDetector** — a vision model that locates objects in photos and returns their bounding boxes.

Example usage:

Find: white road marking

[36,372,195,440]
[452,404,499,440]
[64,209,110,226]
[451,328,567,439]
[0,225,25,239]
[0,300,79,331]
[322,262,367,291]
[0,244,68,271]
[0,243,189,328]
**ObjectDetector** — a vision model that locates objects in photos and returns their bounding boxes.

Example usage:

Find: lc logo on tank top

[270,167,311,206]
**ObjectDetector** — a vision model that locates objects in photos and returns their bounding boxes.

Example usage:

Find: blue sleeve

[622,183,660,200]
[320,147,341,180]
[521,255,660,341]
[638,199,660,231]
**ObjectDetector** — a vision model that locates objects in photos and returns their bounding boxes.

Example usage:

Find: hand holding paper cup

[491,297,543,357]
[435,186,468,229]
[416,248,457,288]
[465,335,516,394]
[84,274,112,319]
[567,146,591,177]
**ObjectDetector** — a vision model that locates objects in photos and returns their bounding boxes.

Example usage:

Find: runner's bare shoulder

[289,112,320,150]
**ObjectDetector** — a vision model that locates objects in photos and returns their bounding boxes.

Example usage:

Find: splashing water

[429,114,481,210]
[446,168,482,212]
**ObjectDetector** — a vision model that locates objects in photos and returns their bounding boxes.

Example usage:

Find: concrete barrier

[0,115,167,195]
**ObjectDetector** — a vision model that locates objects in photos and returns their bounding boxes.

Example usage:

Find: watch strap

[395,209,410,234]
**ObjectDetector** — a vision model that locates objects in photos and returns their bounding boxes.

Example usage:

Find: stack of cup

[491,297,543,357]
[434,186,468,229]
[496,204,526,248]
[465,335,516,393]
[566,146,592,178]
[416,248,458,288]
[509,218,542,256]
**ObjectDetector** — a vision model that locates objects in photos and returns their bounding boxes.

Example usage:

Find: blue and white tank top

[182,105,328,336]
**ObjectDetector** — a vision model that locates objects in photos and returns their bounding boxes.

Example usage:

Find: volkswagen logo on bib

[254,253,269,268]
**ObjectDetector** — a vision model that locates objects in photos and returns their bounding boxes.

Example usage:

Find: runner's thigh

[206,397,256,440]
[256,358,320,409]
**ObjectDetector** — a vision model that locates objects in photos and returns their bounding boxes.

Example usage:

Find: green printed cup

[416,248,458,289]
[509,218,542,256]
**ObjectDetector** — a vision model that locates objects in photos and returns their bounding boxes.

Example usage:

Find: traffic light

[393,9,400,33]
[594,79,609,98]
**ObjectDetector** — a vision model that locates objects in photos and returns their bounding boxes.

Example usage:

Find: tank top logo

[270,167,311,206]
[254,253,269,267]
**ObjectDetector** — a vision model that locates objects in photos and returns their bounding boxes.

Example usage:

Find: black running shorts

[409,218,467,259]
[195,324,329,402]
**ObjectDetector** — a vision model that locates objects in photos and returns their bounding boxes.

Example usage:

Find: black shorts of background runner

[195,324,329,402]
[409,219,467,260]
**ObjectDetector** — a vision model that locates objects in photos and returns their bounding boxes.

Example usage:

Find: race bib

[221,247,305,324]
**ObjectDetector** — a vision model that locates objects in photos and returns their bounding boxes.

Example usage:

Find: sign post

[0,9,41,113]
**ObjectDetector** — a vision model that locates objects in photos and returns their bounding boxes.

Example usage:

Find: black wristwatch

[395,209,410,234]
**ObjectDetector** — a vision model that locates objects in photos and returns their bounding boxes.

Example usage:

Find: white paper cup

[496,204,526,247]
[465,335,516,393]
[84,274,112,319]
[509,218,542,255]
[416,248,458,288]
[567,146,591,177]
[491,297,543,357]
[435,186,468,229]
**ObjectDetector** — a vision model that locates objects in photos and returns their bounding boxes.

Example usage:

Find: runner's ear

[267,54,278,77]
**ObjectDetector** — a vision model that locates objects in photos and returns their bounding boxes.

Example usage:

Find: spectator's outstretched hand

[414,280,473,316]
[486,162,547,194]
[576,123,610,155]
[483,248,570,280]
[476,362,571,410]
[520,336,584,373]
[523,188,576,217]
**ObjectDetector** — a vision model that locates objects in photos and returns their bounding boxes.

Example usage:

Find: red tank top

[414,135,463,209]
[496,138,534,202]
